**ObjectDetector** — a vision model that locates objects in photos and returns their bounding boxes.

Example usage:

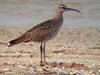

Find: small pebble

[91,63,96,68]
[98,69,100,73]
[69,71,74,75]
[28,67,37,74]
[2,68,9,71]
[17,65,27,69]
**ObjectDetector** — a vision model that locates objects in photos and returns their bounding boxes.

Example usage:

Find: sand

[0,27,100,75]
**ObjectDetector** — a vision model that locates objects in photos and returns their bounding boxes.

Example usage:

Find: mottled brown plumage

[10,19,63,45]
[8,4,81,66]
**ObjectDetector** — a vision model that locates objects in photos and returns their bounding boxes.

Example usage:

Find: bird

[8,4,81,66]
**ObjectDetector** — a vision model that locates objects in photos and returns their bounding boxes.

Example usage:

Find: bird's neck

[53,11,63,29]
[54,11,63,20]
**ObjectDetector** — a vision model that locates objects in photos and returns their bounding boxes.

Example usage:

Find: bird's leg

[43,43,47,64]
[40,43,43,66]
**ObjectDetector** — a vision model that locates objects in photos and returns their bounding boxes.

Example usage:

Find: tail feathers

[8,35,29,47]
[8,37,25,47]
[8,31,31,47]
[8,39,18,47]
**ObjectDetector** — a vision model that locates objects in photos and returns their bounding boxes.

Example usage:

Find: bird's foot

[40,61,48,66]
[40,61,45,66]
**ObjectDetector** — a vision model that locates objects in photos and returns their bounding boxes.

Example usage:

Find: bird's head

[57,4,81,13]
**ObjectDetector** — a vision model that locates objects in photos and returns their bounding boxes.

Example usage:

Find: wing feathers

[8,19,54,46]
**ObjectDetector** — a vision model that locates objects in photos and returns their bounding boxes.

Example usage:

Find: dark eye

[62,7,66,9]
[62,7,65,9]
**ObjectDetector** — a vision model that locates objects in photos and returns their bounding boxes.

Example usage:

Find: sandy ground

[0,27,100,75]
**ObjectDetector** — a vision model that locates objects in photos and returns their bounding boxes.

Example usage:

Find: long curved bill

[66,7,81,14]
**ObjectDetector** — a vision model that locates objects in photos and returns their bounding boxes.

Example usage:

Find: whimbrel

[8,4,81,66]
